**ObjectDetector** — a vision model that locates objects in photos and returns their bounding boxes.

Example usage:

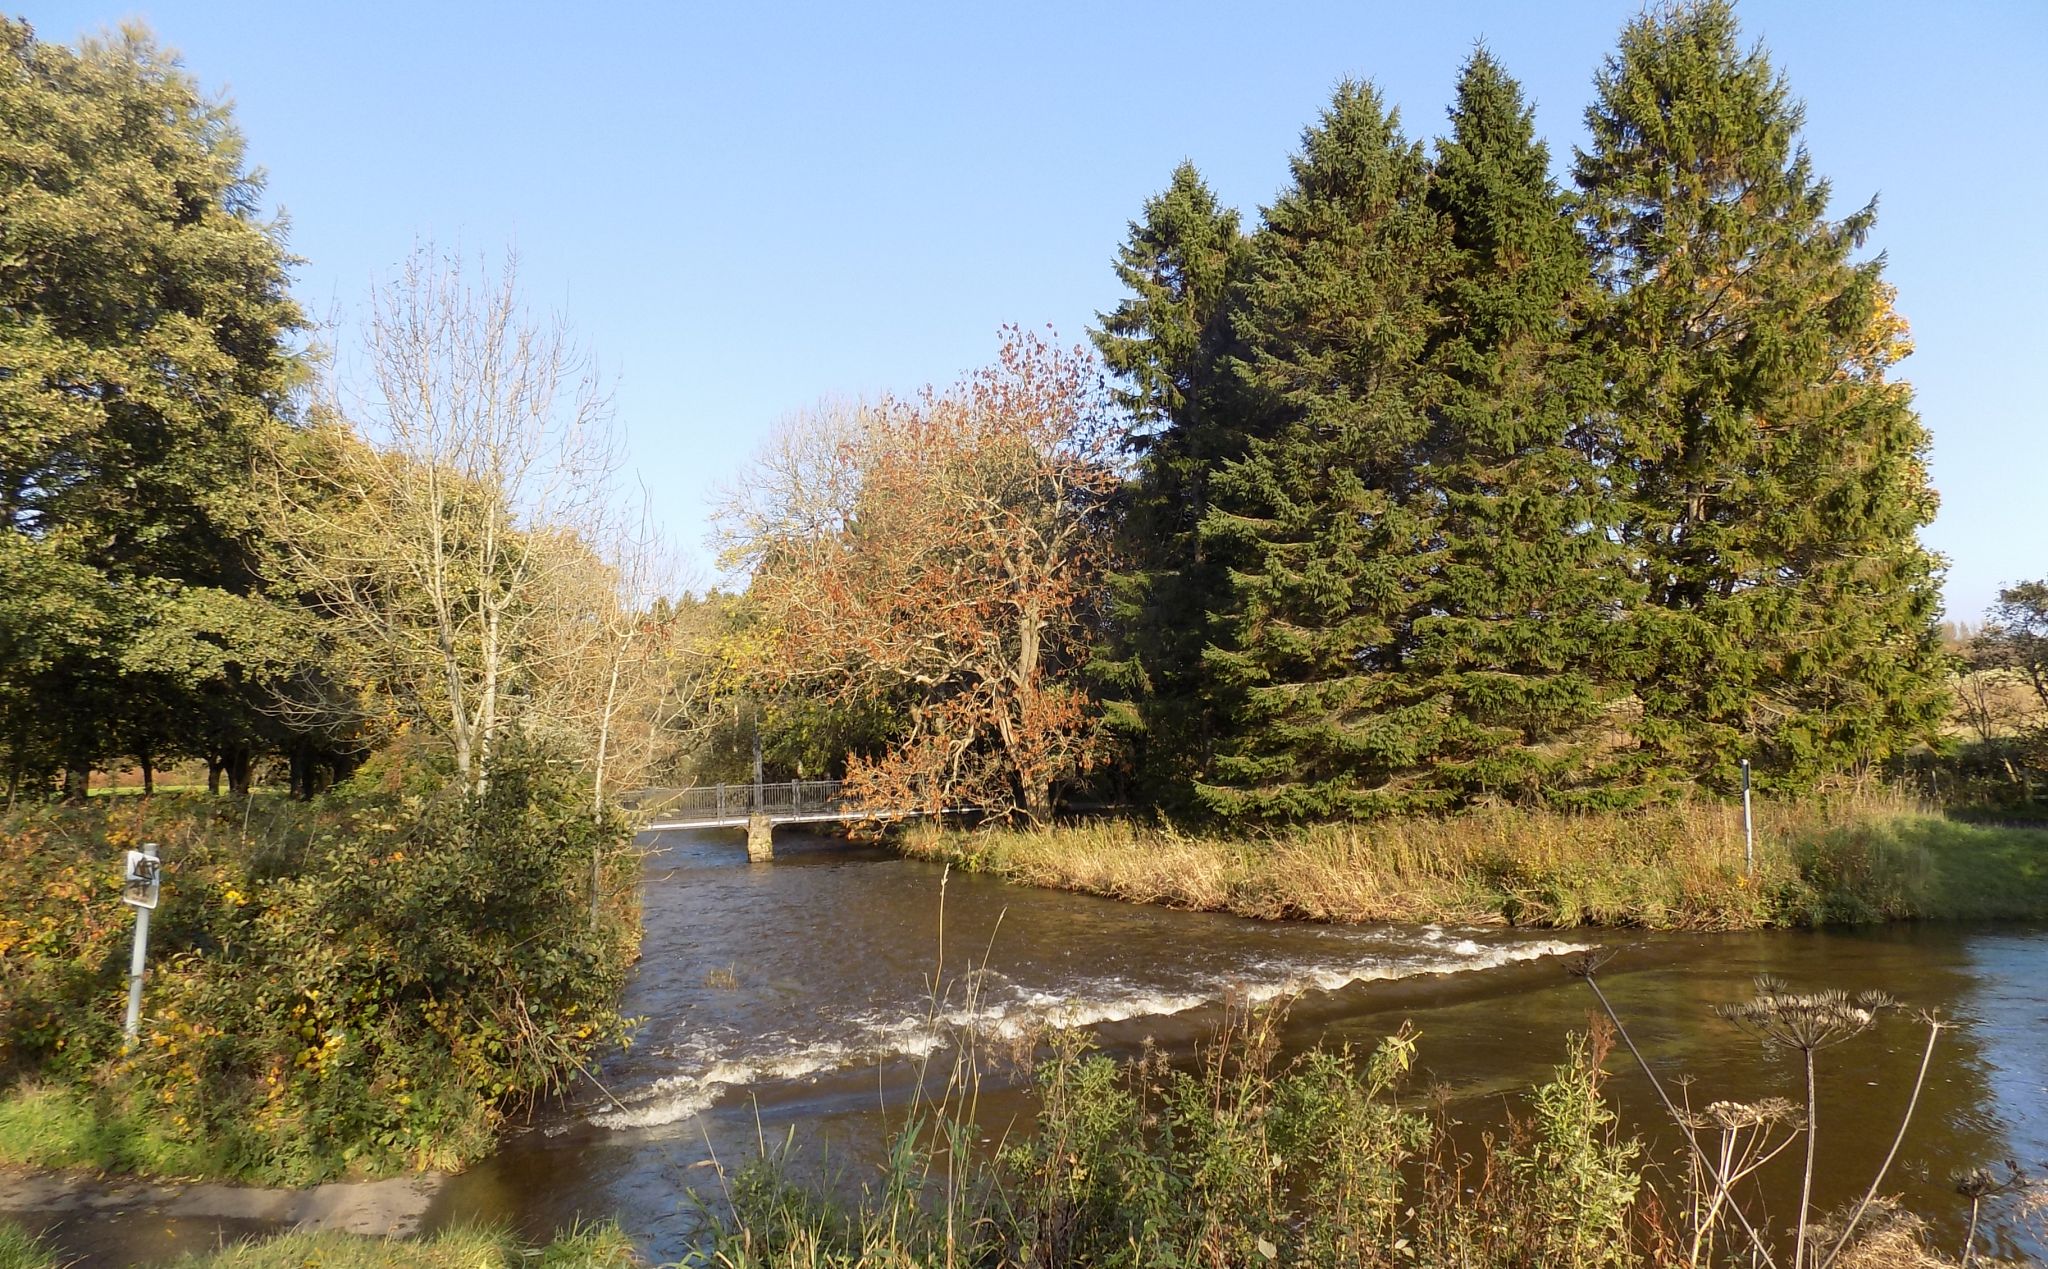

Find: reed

[897,793,2048,930]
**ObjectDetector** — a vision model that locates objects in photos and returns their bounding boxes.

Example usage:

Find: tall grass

[683,992,2011,1267]
[686,1002,1649,1269]
[898,793,2048,929]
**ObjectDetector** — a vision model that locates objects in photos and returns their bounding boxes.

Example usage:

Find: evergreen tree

[1414,50,1643,807]
[0,19,307,795]
[1090,163,1250,806]
[1196,83,1453,820]
[1573,0,1946,791]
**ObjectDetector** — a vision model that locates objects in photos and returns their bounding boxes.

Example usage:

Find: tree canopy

[1,18,307,798]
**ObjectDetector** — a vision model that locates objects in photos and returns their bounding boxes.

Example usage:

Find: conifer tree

[1090,164,1249,805]
[1196,83,1453,820]
[1415,51,1642,807]
[1574,0,1946,790]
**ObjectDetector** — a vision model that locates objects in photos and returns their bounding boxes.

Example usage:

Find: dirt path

[0,1167,444,1264]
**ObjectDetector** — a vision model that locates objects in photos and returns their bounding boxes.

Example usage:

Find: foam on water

[593,936,1586,1131]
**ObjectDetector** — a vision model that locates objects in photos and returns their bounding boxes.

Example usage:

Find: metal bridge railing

[629,781,850,824]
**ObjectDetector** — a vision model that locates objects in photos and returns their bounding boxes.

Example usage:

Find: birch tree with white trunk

[269,244,616,797]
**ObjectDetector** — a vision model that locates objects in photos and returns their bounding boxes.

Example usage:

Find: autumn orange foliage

[723,328,1117,821]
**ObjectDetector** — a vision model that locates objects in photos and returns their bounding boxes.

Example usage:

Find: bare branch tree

[267,243,617,796]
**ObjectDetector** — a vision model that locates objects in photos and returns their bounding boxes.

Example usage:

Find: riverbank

[0,755,640,1186]
[0,1215,635,1267]
[896,796,2048,929]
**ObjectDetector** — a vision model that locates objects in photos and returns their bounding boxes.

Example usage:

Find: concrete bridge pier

[745,813,774,863]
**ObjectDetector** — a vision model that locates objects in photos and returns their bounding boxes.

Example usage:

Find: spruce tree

[1414,50,1643,808]
[1090,163,1250,806]
[1196,83,1453,820]
[1574,0,1946,791]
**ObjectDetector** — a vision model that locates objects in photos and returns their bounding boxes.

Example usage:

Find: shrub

[691,1005,1650,1268]
[0,746,638,1181]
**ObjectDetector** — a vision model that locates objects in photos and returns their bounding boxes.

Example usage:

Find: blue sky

[26,1,2046,618]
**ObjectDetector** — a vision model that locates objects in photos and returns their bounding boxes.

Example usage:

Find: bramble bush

[0,743,638,1182]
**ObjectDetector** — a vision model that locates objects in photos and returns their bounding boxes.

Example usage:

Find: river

[15,825,2046,1264]
[423,825,2048,1264]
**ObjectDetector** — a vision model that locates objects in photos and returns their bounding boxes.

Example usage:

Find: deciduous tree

[267,246,616,797]
[1977,581,2048,714]
[722,330,1116,821]
[0,18,306,796]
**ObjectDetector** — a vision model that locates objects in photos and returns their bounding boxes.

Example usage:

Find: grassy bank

[897,795,2048,929]
[0,1220,636,1268]
[0,750,641,1183]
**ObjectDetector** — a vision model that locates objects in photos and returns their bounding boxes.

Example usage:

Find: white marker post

[1740,759,1754,877]
[121,842,161,1050]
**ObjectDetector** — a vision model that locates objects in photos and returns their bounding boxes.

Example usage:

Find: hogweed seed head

[1954,1159,2028,1201]
[1713,976,1899,1052]
[1705,1097,1804,1131]
[1564,948,1616,980]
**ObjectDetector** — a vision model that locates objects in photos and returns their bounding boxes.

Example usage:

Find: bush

[691,1006,1650,1268]
[0,747,638,1182]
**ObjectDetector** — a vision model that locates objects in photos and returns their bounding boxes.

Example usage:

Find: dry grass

[899,793,2048,930]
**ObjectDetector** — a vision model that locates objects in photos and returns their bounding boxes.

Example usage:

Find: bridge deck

[640,808,918,832]
[629,781,928,833]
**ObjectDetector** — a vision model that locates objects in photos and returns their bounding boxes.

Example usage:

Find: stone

[746,813,774,862]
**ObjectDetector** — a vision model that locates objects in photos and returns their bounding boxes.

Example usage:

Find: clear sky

[24,1,2046,618]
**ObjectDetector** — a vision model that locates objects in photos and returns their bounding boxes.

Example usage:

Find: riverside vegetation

[682,969,2041,1268]
[896,793,2048,930]
[0,1222,638,1269]
[0,746,639,1183]
[4,2,2047,1265]
[1,2,670,1212]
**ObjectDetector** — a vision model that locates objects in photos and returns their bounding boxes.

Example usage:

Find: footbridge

[628,781,924,860]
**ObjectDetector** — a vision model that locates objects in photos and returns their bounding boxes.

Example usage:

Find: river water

[420,826,2048,1265]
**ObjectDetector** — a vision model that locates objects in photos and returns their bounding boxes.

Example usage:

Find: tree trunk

[227,745,253,798]
[1022,776,1052,824]
[207,757,223,795]
[476,599,500,797]
[1012,599,1051,823]
[139,753,154,797]
[62,763,89,803]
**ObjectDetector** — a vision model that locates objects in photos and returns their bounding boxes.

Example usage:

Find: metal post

[752,727,764,811]
[1741,759,1754,876]
[122,841,159,1050]
[124,904,151,1049]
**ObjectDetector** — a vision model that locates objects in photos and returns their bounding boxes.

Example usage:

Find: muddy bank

[0,1167,442,1263]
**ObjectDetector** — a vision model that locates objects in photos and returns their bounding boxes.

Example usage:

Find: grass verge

[896,794,2048,929]
[0,1221,636,1268]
